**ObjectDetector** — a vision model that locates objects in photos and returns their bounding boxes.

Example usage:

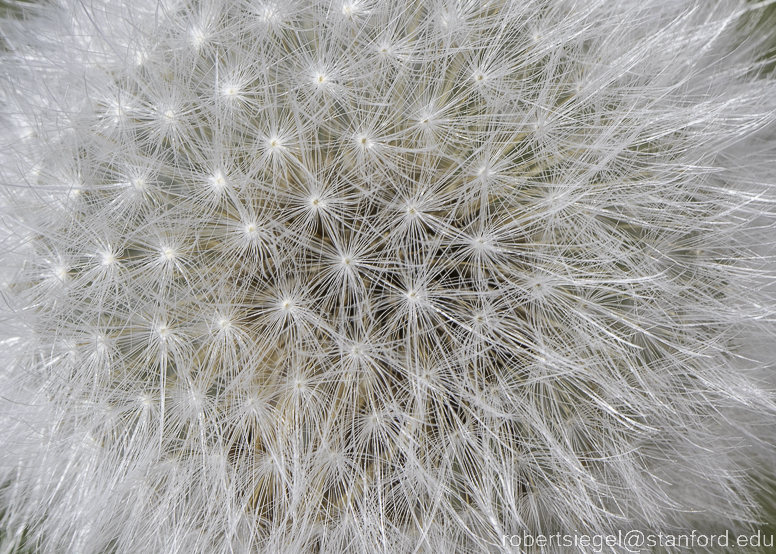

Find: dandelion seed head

[99,249,117,266]
[208,171,227,189]
[155,323,170,340]
[308,194,325,211]
[313,71,328,88]
[221,84,240,98]
[157,106,178,130]
[53,264,69,282]
[354,133,374,150]
[376,41,393,56]
[256,2,281,24]
[266,135,283,150]
[105,99,128,126]
[138,393,153,407]
[470,234,492,252]
[341,1,360,18]
[404,288,421,304]
[160,246,176,261]
[189,26,209,48]
[67,184,83,200]
[2,0,776,552]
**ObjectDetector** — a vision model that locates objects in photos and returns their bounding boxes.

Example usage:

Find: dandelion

[1,0,776,553]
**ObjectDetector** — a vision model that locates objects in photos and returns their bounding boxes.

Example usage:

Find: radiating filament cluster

[2,0,776,553]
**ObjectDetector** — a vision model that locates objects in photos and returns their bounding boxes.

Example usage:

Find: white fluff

[1,0,776,552]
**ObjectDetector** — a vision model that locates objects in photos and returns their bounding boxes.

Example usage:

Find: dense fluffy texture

[1,0,776,552]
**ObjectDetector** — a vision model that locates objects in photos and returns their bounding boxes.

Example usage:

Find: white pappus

[1,0,776,553]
